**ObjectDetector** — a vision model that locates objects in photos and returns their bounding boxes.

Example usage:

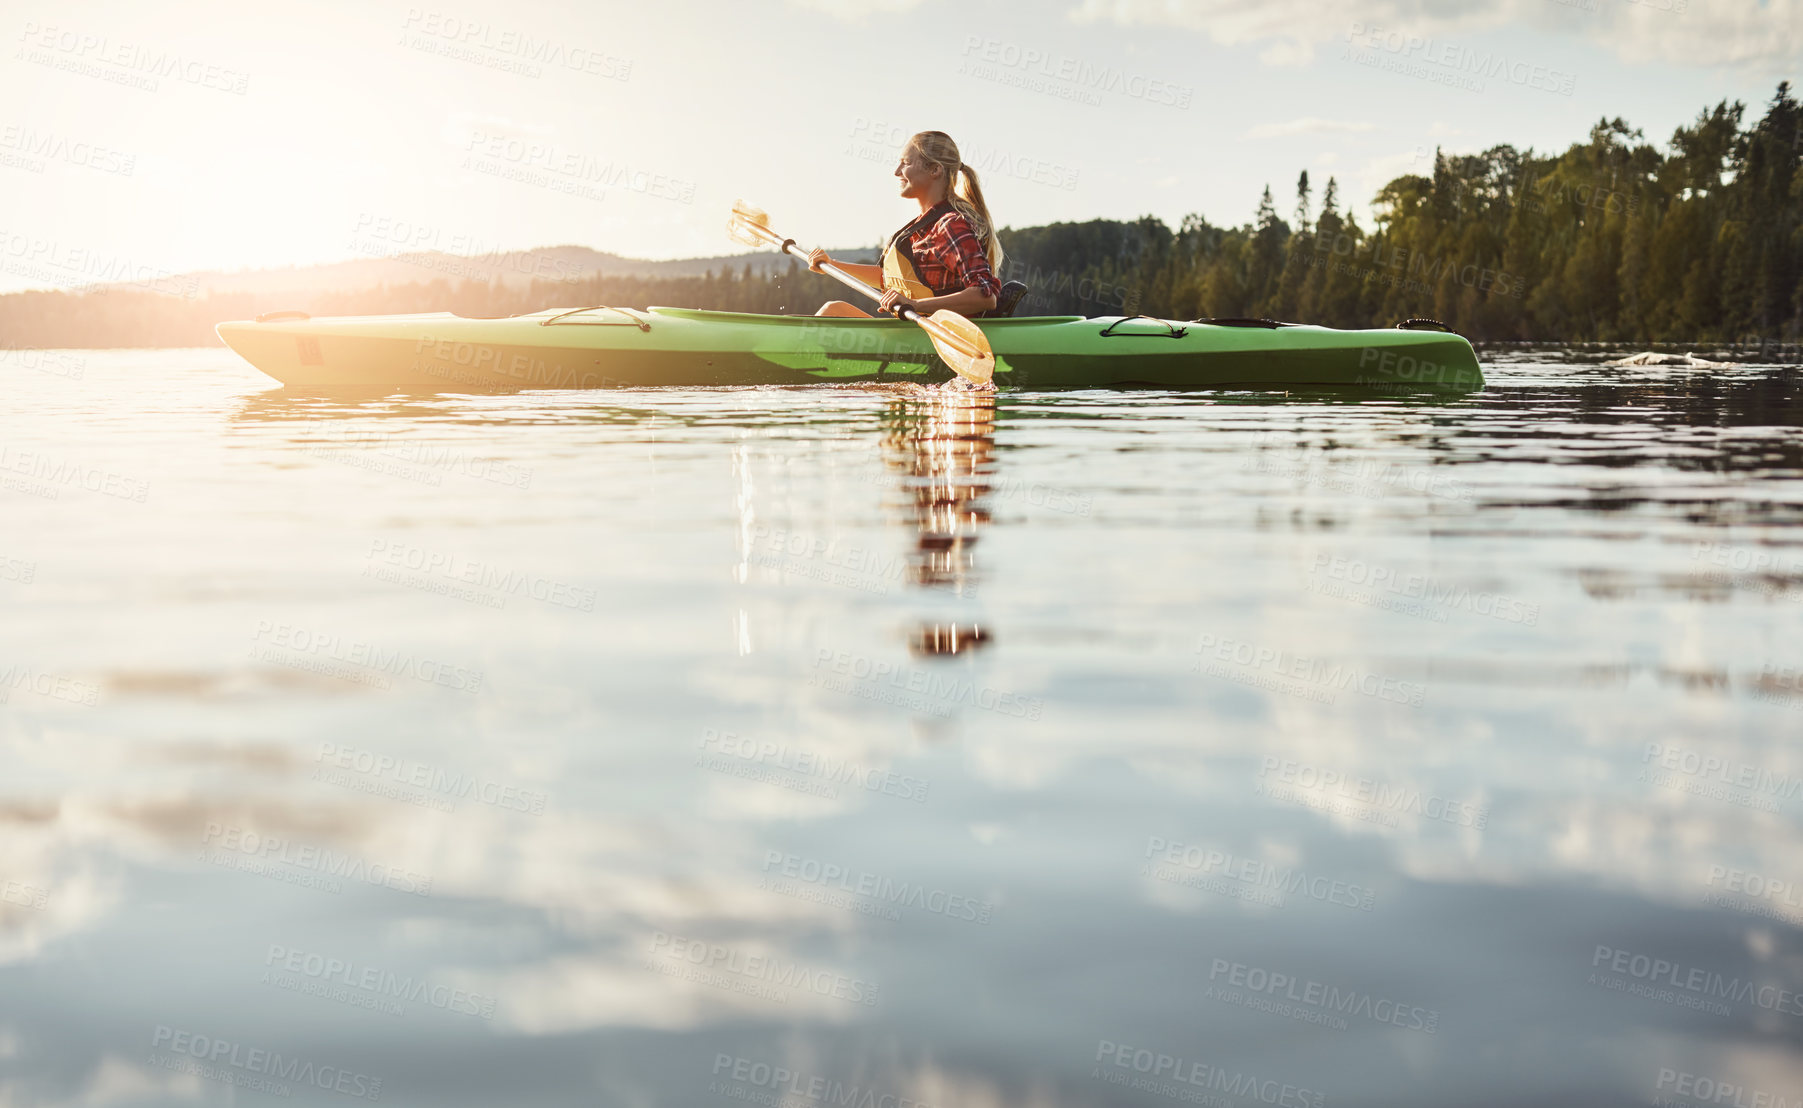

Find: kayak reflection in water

[808,130,1005,323]
[879,388,994,658]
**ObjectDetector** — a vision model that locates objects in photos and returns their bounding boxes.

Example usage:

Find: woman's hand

[806,248,831,274]
[878,289,918,317]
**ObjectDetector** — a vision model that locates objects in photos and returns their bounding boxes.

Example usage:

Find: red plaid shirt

[890,202,1001,299]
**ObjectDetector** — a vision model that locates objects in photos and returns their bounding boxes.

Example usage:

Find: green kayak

[216,306,1484,392]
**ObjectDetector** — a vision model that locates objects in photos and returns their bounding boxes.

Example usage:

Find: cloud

[1246,118,1379,139]
[1068,0,1497,66]
[785,0,930,19]
[1067,0,1803,70]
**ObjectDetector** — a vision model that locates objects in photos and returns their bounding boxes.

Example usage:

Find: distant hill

[138,244,881,301]
[0,242,887,349]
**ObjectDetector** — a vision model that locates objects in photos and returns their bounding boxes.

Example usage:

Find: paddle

[728,200,995,386]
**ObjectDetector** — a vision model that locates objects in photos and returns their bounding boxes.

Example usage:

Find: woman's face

[895,149,941,199]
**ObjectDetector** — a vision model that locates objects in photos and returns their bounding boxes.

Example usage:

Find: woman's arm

[833,261,885,286]
[881,286,997,316]
[806,249,883,289]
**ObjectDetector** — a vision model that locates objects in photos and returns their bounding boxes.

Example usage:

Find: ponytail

[951,164,1006,273]
[905,131,1007,274]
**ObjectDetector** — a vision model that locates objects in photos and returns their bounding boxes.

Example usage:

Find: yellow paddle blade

[922,309,994,386]
[726,220,765,248]
[730,198,768,227]
[727,199,775,247]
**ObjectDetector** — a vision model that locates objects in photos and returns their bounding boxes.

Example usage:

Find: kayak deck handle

[1099,315,1187,338]
[1394,317,1457,334]
[541,306,651,331]
[255,310,311,323]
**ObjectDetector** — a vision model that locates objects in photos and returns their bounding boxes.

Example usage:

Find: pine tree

[1247,185,1287,315]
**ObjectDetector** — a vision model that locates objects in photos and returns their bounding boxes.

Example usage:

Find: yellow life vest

[880,245,936,300]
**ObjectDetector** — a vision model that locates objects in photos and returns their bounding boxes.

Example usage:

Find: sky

[0,0,1798,295]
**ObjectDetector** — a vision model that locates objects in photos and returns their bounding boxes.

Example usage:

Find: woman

[809,131,1006,319]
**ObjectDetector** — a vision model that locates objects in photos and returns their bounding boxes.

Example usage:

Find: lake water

[3,345,1802,1107]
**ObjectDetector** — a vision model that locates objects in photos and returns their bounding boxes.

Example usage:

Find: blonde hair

[905,131,1006,273]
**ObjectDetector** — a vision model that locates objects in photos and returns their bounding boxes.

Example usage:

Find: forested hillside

[1002,82,1801,344]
